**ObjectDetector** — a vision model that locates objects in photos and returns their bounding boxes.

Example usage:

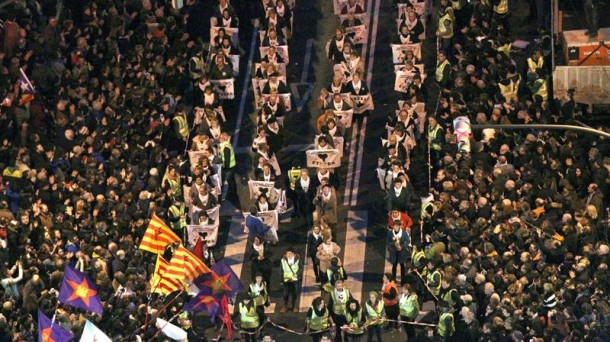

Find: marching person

[343,299,366,342]
[381,273,400,332]
[235,295,261,342]
[317,233,341,284]
[250,272,270,324]
[365,291,385,342]
[329,279,353,342]
[306,296,333,342]
[387,221,410,283]
[437,300,455,340]
[398,280,419,340]
[281,247,300,312]
[308,225,324,283]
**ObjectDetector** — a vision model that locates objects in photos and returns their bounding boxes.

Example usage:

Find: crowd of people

[0,0,610,341]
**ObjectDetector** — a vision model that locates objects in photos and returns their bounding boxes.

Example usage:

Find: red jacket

[387,212,413,232]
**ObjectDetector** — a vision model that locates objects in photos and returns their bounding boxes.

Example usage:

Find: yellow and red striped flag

[165,245,211,281]
[139,214,181,254]
[150,256,185,295]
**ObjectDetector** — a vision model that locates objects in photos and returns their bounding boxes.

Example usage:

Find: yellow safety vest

[190,56,205,80]
[365,301,384,325]
[435,60,450,83]
[308,307,330,331]
[219,141,236,169]
[345,309,365,334]
[494,0,508,14]
[499,78,519,103]
[249,283,268,307]
[497,43,511,57]
[239,303,259,329]
[399,293,419,319]
[420,202,434,220]
[173,114,189,139]
[179,311,191,330]
[166,178,182,196]
[438,13,453,39]
[428,125,443,151]
[438,312,455,337]
[288,168,301,191]
[426,270,441,296]
[534,78,548,101]
[411,250,426,268]
[168,204,186,231]
[527,57,543,74]
[331,289,350,315]
[442,288,457,308]
[281,258,299,282]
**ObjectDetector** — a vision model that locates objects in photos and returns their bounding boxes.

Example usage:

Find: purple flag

[184,291,220,320]
[195,260,244,297]
[58,265,104,315]
[38,309,74,342]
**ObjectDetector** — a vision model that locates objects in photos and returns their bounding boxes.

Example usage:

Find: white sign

[210,78,235,99]
[398,2,427,18]
[260,45,290,64]
[345,24,368,45]
[248,180,276,201]
[228,54,240,75]
[210,26,239,46]
[350,94,374,114]
[394,70,412,93]
[333,109,353,128]
[187,205,220,247]
[306,149,342,168]
[261,93,292,112]
[391,43,422,64]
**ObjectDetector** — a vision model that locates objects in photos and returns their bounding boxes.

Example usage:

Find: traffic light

[453,116,471,153]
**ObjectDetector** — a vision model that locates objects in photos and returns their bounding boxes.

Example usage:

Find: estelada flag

[150,255,186,295]
[58,265,104,315]
[38,309,74,342]
[139,214,181,254]
[165,245,210,281]
[195,260,244,297]
[18,68,35,105]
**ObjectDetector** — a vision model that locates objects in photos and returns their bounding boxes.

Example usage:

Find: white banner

[350,94,374,114]
[314,135,344,157]
[187,205,220,247]
[394,70,413,93]
[345,24,368,45]
[306,149,342,168]
[260,45,289,64]
[261,93,292,112]
[210,78,235,99]
[254,62,287,77]
[391,43,422,64]
[248,180,276,201]
[210,26,239,46]
[333,109,353,128]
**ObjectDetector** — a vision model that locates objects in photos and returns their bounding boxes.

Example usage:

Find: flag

[192,236,205,261]
[184,290,220,319]
[38,309,74,342]
[18,68,35,105]
[156,318,188,341]
[58,265,104,315]
[219,294,232,339]
[197,260,244,297]
[139,214,181,254]
[165,245,210,281]
[151,256,186,295]
[79,320,112,342]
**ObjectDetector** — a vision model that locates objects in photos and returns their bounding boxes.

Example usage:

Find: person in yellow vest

[364,291,385,341]
[434,52,452,90]
[527,49,544,75]
[381,273,400,332]
[436,7,454,57]
[189,49,206,82]
[280,247,300,313]
[498,74,520,104]
[527,72,548,104]
[162,165,182,198]
[250,273,270,324]
[427,116,444,167]
[218,132,237,200]
[167,198,187,233]
[172,106,190,151]
[306,296,333,342]
[286,160,302,217]
[343,299,366,342]
[491,0,509,35]
[440,277,459,310]
[235,296,260,342]
[329,279,353,342]
[398,279,419,340]
[437,300,455,340]
[425,260,442,301]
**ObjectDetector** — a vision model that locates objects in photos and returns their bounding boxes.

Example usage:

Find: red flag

[220,295,232,339]
[192,236,204,261]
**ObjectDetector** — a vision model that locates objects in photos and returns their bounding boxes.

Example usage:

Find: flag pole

[141,291,184,333]
[19,68,35,92]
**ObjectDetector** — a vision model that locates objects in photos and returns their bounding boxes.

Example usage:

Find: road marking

[291,39,315,113]
[232,25,259,149]
[298,242,320,312]
[351,0,380,205]
[344,210,369,303]
[343,120,359,206]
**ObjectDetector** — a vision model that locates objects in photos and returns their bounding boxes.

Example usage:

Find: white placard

[186,205,220,247]
[260,45,290,64]
[248,180,276,201]
[391,43,422,64]
[398,2,427,18]
[333,109,353,128]
[261,93,292,112]
[210,78,235,99]
[345,24,367,45]
[350,94,374,114]
[306,149,342,168]
[228,54,240,75]
[210,26,239,46]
